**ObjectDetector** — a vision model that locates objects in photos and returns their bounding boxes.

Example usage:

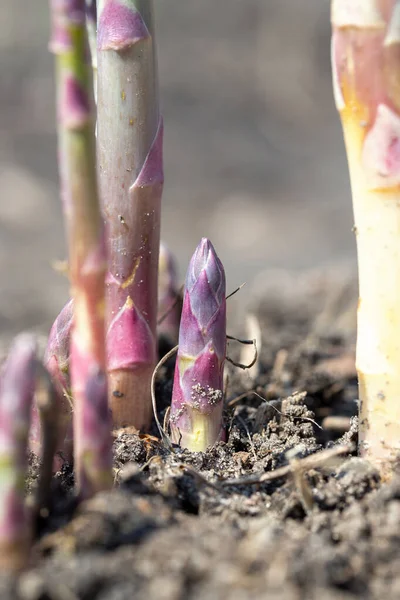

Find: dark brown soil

[3,274,400,600]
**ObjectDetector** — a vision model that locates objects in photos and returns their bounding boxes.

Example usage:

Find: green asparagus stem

[50,0,113,498]
[97,0,163,429]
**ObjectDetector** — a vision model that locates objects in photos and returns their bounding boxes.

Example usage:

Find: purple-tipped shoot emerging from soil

[0,334,36,571]
[97,0,163,430]
[30,300,74,470]
[170,239,226,452]
[158,242,181,344]
[50,0,112,498]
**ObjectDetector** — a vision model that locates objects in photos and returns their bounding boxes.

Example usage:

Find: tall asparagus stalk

[331,0,400,470]
[0,334,36,571]
[50,0,112,498]
[97,0,163,429]
[170,239,226,452]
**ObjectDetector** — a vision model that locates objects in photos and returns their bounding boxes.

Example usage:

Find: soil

[3,273,400,600]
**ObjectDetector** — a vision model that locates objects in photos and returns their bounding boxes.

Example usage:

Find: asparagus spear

[158,242,181,345]
[32,362,61,513]
[30,300,74,470]
[97,0,163,430]
[170,239,226,451]
[50,0,112,498]
[331,0,400,470]
[44,299,74,467]
[0,334,36,571]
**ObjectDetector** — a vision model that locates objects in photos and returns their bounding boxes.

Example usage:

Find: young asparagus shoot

[158,242,181,344]
[331,0,400,470]
[0,334,36,571]
[97,0,164,430]
[32,363,61,513]
[30,300,74,470]
[170,239,226,451]
[50,0,112,498]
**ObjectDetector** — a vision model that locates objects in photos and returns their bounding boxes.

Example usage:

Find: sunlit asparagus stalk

[158,242,181,344]
[50,0,112,498]
[30,300,74,470]
[97,0,163,429]
[331,0,400,470]
[0,334,36,571]
[170,239,226,451]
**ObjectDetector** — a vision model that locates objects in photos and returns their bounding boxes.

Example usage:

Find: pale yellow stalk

[332,0,400,472]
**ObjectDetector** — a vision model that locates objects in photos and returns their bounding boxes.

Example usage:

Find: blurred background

[0,0,355,340]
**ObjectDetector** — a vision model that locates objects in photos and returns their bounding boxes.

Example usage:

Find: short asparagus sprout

[170,239,226,452]
[30,300,74,470]
[50,0,112,498]
[97,0,164,430]
[0,334,36,571]
[331,0,400,471]
[158,242,181,344]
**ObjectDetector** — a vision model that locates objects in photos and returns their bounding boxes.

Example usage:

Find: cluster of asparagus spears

[0,0,227,571]
[1,0,400,573]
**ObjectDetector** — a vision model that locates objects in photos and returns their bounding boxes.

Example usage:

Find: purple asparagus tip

[170,239,226,451]
[44,299,73,390]
[30,300,74,470]
[158,242,181,344]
